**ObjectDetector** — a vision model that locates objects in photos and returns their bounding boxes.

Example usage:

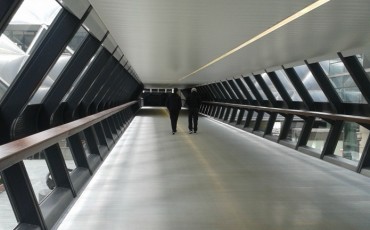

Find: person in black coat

[166,88,182,134]
[186,88,201,134]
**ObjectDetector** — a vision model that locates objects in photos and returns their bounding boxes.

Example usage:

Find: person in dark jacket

[186,88,201,134]
[166,88,182,134]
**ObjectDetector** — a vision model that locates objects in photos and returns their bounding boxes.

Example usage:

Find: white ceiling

[89,0,370,88]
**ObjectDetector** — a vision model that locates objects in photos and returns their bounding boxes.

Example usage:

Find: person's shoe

[189,130,193,134]
[172,131,175,135]
[194,131,197,134]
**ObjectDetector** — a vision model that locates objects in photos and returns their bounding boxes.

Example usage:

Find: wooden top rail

[203,101,370,125]
[0,101,138,172]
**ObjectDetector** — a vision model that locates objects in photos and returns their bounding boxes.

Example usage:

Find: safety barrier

[0,101,140,229]
[201,101,370,175]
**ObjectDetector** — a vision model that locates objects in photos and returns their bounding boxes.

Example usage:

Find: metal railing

[0,101,140,229]
[201,101,370,175]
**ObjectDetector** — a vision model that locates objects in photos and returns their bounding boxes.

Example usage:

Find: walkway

[57,107,370,230]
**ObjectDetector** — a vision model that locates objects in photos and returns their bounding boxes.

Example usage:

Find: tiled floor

[57,107,370,230]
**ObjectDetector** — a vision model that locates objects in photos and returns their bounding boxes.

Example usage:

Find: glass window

[247,111,258,129]
[225,108,234,122]
[261,73,282,101]
[294,65,328,102]
[231,79,246,100]
[320,59,366,103]
[79,132,91,157]
[334,122,370,162]
[23,152,53,203]
[271,114,285,137]
[358,45,370,77]
[258,113,270,132]
[206,86,217,99]
[225,82,239,100]
[59,140,77,171]
[0,0,62,101]
[306,118,331,151]
[249,75,268,100]
[29,27,88,104]
[62,47,103,102]
[234,109,241,122]
[0,176,17,229]
[240,78,256,100]
[285,115,304,143]
[241,110,249,124]
[216,84,229,100]
[0,79,7,99]
[275,70,302,101]
[218,83,232,100]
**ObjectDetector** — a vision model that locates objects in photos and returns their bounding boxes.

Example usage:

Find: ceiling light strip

[179,0,331,81]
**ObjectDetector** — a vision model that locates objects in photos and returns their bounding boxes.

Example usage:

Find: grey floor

[57,107,370,230]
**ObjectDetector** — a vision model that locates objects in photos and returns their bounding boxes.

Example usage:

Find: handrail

[0,101,138,172]
[203,101,370,125]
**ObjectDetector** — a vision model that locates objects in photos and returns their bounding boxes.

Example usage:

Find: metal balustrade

[200,101,370,176]
[0,101,140,230]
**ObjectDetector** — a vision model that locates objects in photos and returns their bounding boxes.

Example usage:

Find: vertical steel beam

[305,61,343,113]
[295,116,315,149]
[214,82,229,101]
[95,69,128,112]
[43,144,76,196]
[206,85,218,101]
[210,84,224,101]
[264,113,278,136]
[80,53,120,115]
[236,109,245,125]
[229,107,238,123]
[254,74,277,106]
[278,114,294,141]
[266,71,293,108]
[228,79,246,103]
[243,76,263,103]
[63,49,111,120]
[234,78,253,104]
[0,0,23,35]
[357,135,370,173]
[40,35,101,129]
[83,128,103,159]
[1,163,47,229]
[253,111,264,131]
[338,53,370,104]
[283,67,315,110]
[320,120,344,159]
[244,110,253,128]
[0,10,81,144]
[221,81,238,102]
[92,68,125,112]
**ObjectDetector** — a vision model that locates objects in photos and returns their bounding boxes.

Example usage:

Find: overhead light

[179,0,331,81]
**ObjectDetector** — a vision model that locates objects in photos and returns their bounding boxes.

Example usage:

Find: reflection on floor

[54,107,370,229]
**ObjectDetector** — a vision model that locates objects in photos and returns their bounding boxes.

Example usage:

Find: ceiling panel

[89,0,370,88]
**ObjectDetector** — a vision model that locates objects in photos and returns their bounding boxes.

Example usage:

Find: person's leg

[173,110,180,132]
[170,111,176,132]
[188,109,193,132]
[193,108,199,132]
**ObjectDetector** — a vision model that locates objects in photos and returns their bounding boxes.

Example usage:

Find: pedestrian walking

[166,88,182,134]
[186,88,201,134]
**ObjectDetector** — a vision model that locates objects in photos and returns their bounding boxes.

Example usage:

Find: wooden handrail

[203,101,370,125]
[0,101,138,171]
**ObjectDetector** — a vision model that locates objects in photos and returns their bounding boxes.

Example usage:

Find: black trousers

[169,109,180,132]
[188,108,199,131]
